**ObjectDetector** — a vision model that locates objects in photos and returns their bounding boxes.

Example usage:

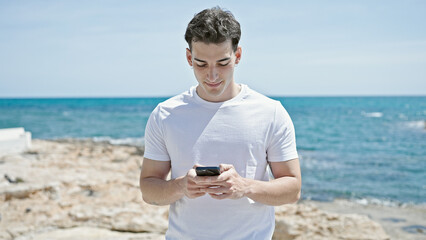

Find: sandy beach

[0,139,424,239]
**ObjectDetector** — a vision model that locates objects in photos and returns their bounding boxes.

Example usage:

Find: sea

[0,96,425,206]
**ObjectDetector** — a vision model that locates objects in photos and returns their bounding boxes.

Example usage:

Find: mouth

[205,81,222,88]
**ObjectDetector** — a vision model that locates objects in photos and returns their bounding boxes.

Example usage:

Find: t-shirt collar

[191,84,247,108]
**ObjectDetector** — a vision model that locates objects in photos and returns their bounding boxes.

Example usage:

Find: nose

[207,66,218,82]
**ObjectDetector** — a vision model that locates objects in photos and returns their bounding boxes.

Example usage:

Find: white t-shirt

[144,84,298,240]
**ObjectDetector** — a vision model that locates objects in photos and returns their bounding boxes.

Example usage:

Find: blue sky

[1,0,425,97]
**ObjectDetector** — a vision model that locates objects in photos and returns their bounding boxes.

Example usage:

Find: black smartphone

[195,166,220,176]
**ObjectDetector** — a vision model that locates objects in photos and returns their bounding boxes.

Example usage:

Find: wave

[350,197,426,208]
[361,111,383,118]
[303,194,426,208]
[405,120,426,130]
[353,197,404,207]
[92,136,144,146]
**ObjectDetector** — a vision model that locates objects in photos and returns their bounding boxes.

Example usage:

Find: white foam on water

[353,197,405,207]
[361,111,383,118]
[92,136,144,146]
[405,120,426,130]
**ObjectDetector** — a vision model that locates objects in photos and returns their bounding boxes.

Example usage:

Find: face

[186,40,242,102]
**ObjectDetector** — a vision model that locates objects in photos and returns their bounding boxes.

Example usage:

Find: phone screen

[195,166,220,176]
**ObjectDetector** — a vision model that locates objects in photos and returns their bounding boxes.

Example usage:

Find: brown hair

[185,6,241,52]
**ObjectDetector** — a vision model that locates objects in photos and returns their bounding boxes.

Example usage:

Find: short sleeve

[266,101,298,162]
[143,106,171,161]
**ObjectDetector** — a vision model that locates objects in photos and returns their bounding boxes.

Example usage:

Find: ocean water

[0,96,425,205]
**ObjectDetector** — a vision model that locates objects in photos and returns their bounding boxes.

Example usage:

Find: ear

[235,46,242,64]
[186,48,193,66]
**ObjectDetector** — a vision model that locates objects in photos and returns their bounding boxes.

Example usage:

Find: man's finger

[193,175,222,184]
[219,164,234,172]
[193,164,204,169]
[187,168,197,178]
[209,193,230,200]
[202,186,227,194]
[216,170,234,182]
[188,192,206,199]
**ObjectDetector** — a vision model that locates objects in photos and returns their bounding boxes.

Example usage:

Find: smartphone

[195,166,220,176]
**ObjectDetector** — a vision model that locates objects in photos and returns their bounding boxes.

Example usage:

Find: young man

[140,7,301,239]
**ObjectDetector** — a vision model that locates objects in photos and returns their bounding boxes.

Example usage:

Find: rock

[0,139,392,239]
[0,183,60,201]
[68,205,97,222]
[111,208,168,233]
[273,204,390,240]
[6,225,35,239]
[14,227,164,240]
[0,230,12,240]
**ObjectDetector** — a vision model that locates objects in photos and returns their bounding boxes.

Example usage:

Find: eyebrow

[194,57,231,63]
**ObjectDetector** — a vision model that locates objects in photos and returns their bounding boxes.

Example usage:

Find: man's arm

[246,158,301,205]
[199,158,301,206]
[139,158,207,205]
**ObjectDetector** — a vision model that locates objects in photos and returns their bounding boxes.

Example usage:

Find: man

[140,7,301,240]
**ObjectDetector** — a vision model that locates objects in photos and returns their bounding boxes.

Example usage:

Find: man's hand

[197,164,249,200]
[182,160,302,205]
[180,165,222,199]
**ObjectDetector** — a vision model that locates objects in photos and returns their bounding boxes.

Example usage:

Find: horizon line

[0,94,425,99]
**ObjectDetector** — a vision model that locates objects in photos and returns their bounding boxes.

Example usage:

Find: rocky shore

[0,139,419,239]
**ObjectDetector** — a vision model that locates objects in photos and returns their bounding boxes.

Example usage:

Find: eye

[218,62,230,67]
[196,64,207,68]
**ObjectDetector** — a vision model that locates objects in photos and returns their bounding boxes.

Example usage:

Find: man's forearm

[244,176,301,206]
[140,176,184,206]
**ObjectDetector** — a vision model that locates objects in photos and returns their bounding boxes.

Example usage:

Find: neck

[197,82,241,103]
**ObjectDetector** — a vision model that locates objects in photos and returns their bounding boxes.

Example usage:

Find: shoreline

[302,199,426,240]
[1,138,425,239]
[63,138,426,208]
